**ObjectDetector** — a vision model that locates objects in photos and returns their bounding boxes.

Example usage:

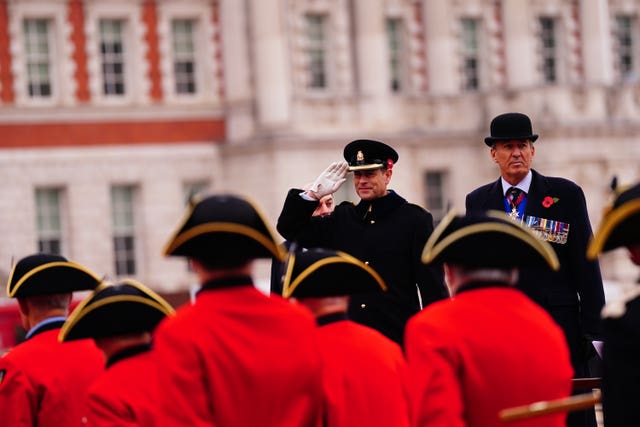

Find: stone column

[580,0,613,85]
[219,0,254,141]
[423,0,458,95]
[352,0,390,121]
[502,0,537,88]
[248,0,291,130]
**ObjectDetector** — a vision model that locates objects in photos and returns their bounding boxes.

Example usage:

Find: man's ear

[490,147,498,163]
[17,298,29,316]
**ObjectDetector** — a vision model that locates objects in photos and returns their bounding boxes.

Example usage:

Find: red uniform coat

[316,315,410,427]
[83,346,158,427]
[405,287,573,427]
[0,326,105,427]
[153,281,324,427]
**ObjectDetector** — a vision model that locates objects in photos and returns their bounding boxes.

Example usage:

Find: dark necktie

[507,187,525,209]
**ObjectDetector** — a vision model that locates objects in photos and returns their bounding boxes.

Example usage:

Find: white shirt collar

[501,170,532,196]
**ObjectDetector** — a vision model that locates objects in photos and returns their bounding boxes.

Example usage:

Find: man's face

[313,194,334,217]
[490,140,535,185]
[353,168,391,201]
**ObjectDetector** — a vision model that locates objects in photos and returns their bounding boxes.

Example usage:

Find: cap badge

[356,150,364,164]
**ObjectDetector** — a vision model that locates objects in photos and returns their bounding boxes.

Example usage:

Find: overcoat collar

[355,190,406,219]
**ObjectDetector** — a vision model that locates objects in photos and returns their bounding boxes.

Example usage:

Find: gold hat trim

[282,250,387,298]
[59,279,174,342]
[7,261,102,298]
[587,199,640,259]
[422,209,559,271]
[162,195,285,261]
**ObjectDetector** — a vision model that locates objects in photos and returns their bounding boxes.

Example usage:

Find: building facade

[0,0,638,300]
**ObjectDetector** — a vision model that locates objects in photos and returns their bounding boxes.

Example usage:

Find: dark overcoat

[465,169,605,370]
[277,189,448,345]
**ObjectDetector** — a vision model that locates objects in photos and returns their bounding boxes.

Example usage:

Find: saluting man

[277,139,448,346]
[0,254,105,427]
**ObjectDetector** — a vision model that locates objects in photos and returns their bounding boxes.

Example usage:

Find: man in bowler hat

[405,211,573,427]
[587,181,640,427]
[0,254,105,427]
[153,194,324,427]
[277,139,448,346]
[465,112,605,427]
[282,247,410,427]
[60,279,174,426]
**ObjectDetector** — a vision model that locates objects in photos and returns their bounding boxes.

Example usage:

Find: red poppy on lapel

[542,196,559,208]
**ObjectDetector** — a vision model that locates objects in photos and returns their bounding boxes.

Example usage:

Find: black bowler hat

[343,139,399,171]
[163,194,285,262]
[484,112,539,147]
[587,182,640,259]
[281,248,386,298]
[59,279,174,342]
[422,210,559,270]
[7,253,103,298]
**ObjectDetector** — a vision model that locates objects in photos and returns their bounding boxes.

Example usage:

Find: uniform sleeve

[414,210,448,306]
[404,318,465,427]
[153,321,216,427]
[0,358,37,427]
[276,189,325,245]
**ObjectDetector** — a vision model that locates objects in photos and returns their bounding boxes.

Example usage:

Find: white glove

[307,161,348,200]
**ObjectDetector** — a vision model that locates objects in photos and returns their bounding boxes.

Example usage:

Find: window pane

[23,19,52,98]
[460,18,480,91]
[424,171,449,224]
[306,14,327,89]
[539,17,557,84]
[100,19,126,95]
[35,188,63,255]
[616,15,635,81]
[111,186,136,275]
[387,18,404,92]
[172,19,197,94]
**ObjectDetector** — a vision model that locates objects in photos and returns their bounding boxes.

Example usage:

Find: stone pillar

[352,0,391,121]
[248,0,291,130]
[423,0,458,95]
[219,0,254,141]
[580,0,613,85]
[502,0,537,88]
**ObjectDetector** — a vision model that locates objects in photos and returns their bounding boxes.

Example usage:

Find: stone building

[0,0,638,298]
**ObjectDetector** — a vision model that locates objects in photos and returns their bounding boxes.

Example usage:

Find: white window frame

[35,187,65,255]
[9,0,75,106]
[84,0,148,105]
[157,1,219,104]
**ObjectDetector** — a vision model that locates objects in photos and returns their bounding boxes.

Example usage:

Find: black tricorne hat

[587,182,640,259]
[282,248,386,298]
[343,139,399,171]
[7,253,103,298]
[163,194,285,262]
[422,210,559,270]
[484,112,539,147]
[59,279,174,342]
